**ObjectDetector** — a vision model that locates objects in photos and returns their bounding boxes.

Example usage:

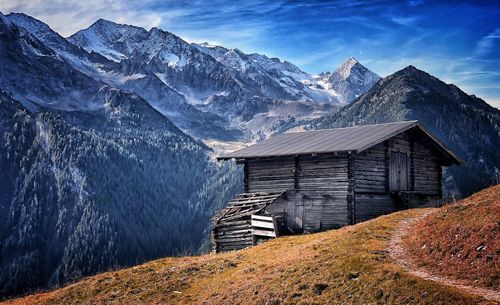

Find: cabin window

[389,151,409,191]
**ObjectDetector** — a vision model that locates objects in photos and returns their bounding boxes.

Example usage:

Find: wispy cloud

[473,28,500,57]
[390,15,420,26]
[0,0,168,36]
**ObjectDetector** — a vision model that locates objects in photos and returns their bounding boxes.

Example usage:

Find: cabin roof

[218,121,463,165]
[216,192,284,224]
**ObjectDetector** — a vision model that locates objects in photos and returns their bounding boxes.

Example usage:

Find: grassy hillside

[404,185,499,290]
[3,187,499,305]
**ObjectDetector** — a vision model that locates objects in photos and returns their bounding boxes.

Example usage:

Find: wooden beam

[384,140,389,192]
[251,229,276,238]
[251,220,275,229]
[244,160,249,193]
[251,214,274,221]
[410,140,415,191]
[347,152,355,225]
[438,166,443,199]
[294,155,300,190]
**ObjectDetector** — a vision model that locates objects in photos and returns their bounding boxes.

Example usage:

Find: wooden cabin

[213,121,462,252]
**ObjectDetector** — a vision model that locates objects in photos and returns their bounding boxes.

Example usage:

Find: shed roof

[215,192,285,224]
[218,121,462,165]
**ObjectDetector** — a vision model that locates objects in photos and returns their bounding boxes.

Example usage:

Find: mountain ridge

[66,17,380,142]
[3,12,382,144]
[312,65,499,198]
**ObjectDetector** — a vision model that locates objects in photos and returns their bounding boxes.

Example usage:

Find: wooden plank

[294,155,300,190]
[214,220,249,228]
[215,228,251,236]
[251,214,274,221]
[252,229,276,238]
[251,219,275,229]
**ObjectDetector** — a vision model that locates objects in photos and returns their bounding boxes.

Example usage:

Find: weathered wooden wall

[413,141,441,196]
[297,155,349,231]
[247,157,295,193]
[353,131,442,222]
[353,140,397,223]
[213,218,253,252]
[249,154,350,233]
[242,130,443,234]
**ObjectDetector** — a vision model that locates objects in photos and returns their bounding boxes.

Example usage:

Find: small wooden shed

[213,121,462,252]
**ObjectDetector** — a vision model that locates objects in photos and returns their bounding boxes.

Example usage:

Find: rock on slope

[313,65,500,198]
[3,186,499,305]
[0,14,104,111]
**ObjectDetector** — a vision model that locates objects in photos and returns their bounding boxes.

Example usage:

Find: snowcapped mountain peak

[68,19,193,64]
[335,57,362,80]
[0,12,9,26]
[149,26,164,34]
[91,18,146,34]
[348,56,358,63]
[4,13,382,142]
[309,57,381,103]
[69,18,152,62]
[5,12,55,40]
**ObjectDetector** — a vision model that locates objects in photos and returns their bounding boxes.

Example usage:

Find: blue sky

[1,0,499,107]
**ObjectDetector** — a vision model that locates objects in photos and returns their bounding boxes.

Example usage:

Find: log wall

[353,131,442,222]
[250,154,350,233]
[413,142,441,196]
[213,218,253,252]
[247,157,295,193]
[353,140,397,222]
[297,155,349,231]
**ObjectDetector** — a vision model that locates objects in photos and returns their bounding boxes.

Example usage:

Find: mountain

[192,42,339,103]
[0,13,242,297]
[311,57,381,103]
[67,19,378,142]
[313,65,500,198]
[1,13,381,145]
[0,11,390,298]
[69,19,337,104]
[4,13,240,141]
[4,186,498,305]
[0,13,105,111]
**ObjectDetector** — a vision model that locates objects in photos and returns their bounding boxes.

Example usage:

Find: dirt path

[388,210,500,303]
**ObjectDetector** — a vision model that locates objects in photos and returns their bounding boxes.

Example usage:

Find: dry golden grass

[3,191,499,305]
[404,184,500,290]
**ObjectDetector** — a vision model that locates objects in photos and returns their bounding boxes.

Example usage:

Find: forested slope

[0,88,240,297]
